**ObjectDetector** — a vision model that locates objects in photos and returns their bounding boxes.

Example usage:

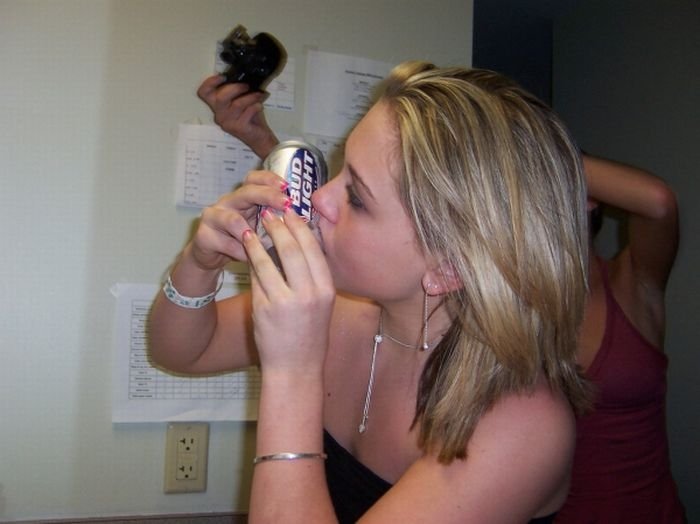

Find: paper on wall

[303,50,393,142]
[174,123,261,209]
[111,270,260,423]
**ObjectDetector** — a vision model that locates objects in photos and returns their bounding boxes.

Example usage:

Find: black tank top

[324,430,556,523]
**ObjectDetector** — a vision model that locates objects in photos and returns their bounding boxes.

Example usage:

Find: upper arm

[201,290,259,371]
[359,387,575,524]
[624,191,679,291]
[150,289,259,375]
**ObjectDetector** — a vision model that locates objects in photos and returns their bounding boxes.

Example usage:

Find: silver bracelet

[162,272,224,309]
[253,452,328,465]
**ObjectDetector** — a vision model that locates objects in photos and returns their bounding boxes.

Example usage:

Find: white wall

[0,1,472,520]
[553,1,700,521]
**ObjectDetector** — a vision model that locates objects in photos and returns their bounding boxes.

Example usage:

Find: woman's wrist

[163,272,223,309]
[256,370,325,456]
[167,246,224,296]
[254,135,280,160]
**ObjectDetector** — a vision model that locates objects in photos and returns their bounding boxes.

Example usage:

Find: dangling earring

[422,290,429,351]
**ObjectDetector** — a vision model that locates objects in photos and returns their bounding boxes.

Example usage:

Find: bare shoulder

[469,381,576,470]
[476,380,575,436]
[364,382,575,523]
[463,381,576,513]
[465,386,575,517]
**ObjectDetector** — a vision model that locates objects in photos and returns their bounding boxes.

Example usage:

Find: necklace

[358,309,439,434]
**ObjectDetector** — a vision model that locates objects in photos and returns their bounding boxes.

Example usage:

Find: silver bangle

[162,272,224,309]
[253,452,328,465]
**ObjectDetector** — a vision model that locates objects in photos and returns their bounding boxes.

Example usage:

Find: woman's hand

[186,170,290,272]
[197,74,279,159]
[243,207,335,374]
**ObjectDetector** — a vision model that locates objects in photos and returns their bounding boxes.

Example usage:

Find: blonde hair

[380,61,591,463]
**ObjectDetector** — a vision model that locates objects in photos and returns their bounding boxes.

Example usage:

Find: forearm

[148,254,222,372]
[584,154,679,285]
[249,370,336,524]
[583,154,677,220]
[251,133,280,160]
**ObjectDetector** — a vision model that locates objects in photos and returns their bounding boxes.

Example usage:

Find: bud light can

[257,140,328,267]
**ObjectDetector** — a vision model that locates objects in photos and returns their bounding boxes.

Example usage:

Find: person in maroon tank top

[555,155,686,523]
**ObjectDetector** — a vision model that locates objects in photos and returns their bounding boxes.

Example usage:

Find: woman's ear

[422,260,462,296]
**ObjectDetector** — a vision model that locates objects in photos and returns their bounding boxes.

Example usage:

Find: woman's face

[312,101,428,301]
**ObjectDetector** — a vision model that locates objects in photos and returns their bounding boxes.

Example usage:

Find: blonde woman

[150,62,590,523]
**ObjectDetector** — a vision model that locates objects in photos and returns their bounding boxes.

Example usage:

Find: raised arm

[583,154,679,347]
[197,74,280,159]
[149,76,284,373]
[583,154,679,289]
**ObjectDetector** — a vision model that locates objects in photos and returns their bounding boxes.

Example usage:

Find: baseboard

[9,513,247,524]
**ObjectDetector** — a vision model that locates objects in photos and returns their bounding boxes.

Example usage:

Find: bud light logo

[286,149,318,221]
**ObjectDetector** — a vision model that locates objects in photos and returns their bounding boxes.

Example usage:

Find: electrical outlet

[164,422,209,493]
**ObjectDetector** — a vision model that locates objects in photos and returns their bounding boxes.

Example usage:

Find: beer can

[257,140,328,265]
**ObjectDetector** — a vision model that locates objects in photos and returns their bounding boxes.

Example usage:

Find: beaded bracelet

[253,452,328,465]
[162,272,224,309]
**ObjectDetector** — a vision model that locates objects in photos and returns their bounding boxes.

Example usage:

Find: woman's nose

[312,178,340,224]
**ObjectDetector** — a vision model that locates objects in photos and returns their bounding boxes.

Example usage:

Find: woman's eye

[346,184,365,210]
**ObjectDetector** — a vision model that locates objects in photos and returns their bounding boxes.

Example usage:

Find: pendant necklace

[358,307,439,434]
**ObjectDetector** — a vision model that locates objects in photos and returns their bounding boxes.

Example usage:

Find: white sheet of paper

[263,58,295,111]
[111,272,260,423]
[174,123,261,208]
[303,50,393,140]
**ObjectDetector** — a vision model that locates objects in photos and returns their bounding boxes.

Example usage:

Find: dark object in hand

[219,25,287,92]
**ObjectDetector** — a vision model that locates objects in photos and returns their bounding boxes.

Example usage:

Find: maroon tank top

[555,261,685,523]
